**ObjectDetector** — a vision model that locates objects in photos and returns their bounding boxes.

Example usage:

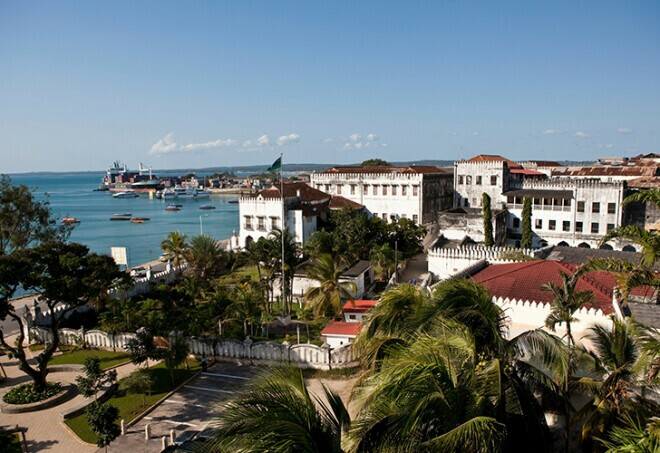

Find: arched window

[245,236,254,247]
[622,245,637,252]
[578,242,591,249]
[599,244,613,251]
[557,241,569,247]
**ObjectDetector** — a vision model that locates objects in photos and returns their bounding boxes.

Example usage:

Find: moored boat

[109,217,131,221]
[165,204,181,211]
[113,191,139,199]
[130,218,145,224]
[62,217,80,224]
[113,213,132,217]
[199,205,216,210]
[131,217,150,221]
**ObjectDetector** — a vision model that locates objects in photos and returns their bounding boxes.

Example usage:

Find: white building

[310,165,453,224]
[321,299,378,348]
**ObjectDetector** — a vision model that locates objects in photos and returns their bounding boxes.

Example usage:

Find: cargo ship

[97,162,163,193]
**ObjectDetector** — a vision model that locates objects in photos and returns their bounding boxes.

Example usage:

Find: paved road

[106,362,256,452]
[0,295,47,336]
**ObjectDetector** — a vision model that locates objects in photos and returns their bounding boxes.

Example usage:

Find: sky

[0,1,659,173]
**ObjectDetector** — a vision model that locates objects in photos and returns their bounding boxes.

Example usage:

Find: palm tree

[207,367,349,452]
[597,413,660,453]
[573,318,659,447]
[160,231,188,267]
[269,228,301,314]
[622,187,660,209]
[542,269,594,452]
[184,234,226,279]
[304,254,357,318]
[369,243,396,281]
[227,283,262,336]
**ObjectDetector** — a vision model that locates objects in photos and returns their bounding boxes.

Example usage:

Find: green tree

[598,413,660,453]
[160,230,188,267]
[86,402,121,452]
[0,242,123,392]
[304,254,357,318]
[126,328,160,368]
[482,192,494,247]
[0,174,71,254]
[521,196,532,249]
[123,369,153,411]
[369,243,397,281]
[227,283,262,336]
[361,158,390,166]
[75,357,118,401]
[184,234,227,279]
[208,367,349,452]
[268,228,301,314]
[163,335,189,386]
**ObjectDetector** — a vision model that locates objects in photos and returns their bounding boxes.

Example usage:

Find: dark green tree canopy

[360,158,390,167]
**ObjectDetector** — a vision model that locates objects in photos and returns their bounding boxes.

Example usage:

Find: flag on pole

[267,156,282,173]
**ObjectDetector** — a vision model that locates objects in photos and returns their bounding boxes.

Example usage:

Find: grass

[65,360,200,444]
[49,348,131,370]
[0,432,22,453]
[216,265,260,285]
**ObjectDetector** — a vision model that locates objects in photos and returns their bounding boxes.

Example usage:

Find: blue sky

[1,1,658,173]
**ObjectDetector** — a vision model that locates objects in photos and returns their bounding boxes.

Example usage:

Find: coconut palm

[622,187,660,209]
[227,282,262,336]
[207,367,349,452]
[184,234,226,279]
[369,243,397,281]
[597,413,660,453]
[573,318,660,447]
[304,254,357,318]
[269,228,301,314]
[160,231,188,267]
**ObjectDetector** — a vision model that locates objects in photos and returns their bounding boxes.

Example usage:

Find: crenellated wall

[428,244,536,280]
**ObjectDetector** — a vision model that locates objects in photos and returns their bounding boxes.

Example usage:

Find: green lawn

[49,348,131,370]
[0,432,22,453]
[65,361,200,444]
[216,266,260,285]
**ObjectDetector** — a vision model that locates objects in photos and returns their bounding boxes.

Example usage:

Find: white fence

[30,327,357,370]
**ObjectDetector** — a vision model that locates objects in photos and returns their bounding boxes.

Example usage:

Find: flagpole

[280,153,286,314]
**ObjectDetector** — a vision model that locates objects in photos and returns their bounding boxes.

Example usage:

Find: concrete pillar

[169,429,176,445]
[145,424,151,440]
[121,419,126,435]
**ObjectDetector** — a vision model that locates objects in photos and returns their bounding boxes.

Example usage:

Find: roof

[322,165,447,175]
[328,195,364,210]
[342,260,372,277]
[552,166,659,178]
[321,321,362,337]
[626,302,660,328]
[504,189,573,198]
[509,168,546,176]
[470,260,655,315]
[255,182,331,203]
[627,176,660,189]
[466,155,522,168]
[525,160,562,167]
[342,300,378,313]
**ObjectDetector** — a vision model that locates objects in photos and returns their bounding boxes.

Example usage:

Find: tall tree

[369,243,397,281]
[521,196,533,249]
[268,228,300,314]
[184,234,226,279]
[160,230,188,267]
[86,402,121,452]
[208,367,349,452]
[0,174,71,255]
[482,192,494,247]
[0,242,123,392]
[304,254,357,318]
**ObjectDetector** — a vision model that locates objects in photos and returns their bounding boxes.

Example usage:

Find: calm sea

[10,172,240,267]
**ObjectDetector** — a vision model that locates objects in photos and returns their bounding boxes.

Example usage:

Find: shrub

[3,382,62,404]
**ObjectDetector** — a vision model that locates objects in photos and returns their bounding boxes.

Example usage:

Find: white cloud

[340,132,383,151]
[597,143,614,149]
[323,138,333,144]
[366,133,378,142]
[541,129,562,135]
[276,133,300,146]
[149,133,237,155]
[256,134,270,147]
[573,131,590,138]
[617,128,633,134]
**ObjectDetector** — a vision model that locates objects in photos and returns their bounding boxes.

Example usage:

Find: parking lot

[105,362,256,452]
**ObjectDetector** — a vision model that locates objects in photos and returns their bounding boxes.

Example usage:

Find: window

[350,185,356,195]
[507,196,514,204]
[533,198,541,206]
[476,176,482,185]
[390,215,397,222]
[549,220,556,230]
[244,216,253,230]
[382,185,388,196]
[257,216,266,231]
[401,214,406,219]
[349,314,356,320]
[576,221,583,232]
[392,185,397,195]
[402,185,407,196]
[373,185,378,195]
[563,221,570,232]
[608,203,616,214]
[336,184,342,195]
[271,217,278,230]
[513,218,520,228]
[458,175,464,184]
[412,214,418,223]
[544,198,551,207]
[363,184,369,195]
[382,213,387,221]
[464,198,469,207]
[325,184,330,192]
[472,198,477,207]
[607,223,615,232]
[592,202,600,213]
[466,176,472,185]
[490,175,497,185]
[591,222,599,234]
[578,201,585,212]
[535,219,543,229]
[316,184,322,190]
[372,213,378,219]
[413,186,419,196]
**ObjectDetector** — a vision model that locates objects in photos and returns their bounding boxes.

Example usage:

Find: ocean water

[10,172,240,267]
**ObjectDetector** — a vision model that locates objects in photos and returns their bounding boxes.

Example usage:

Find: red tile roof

[470,260,656,315]
[321,321,362,336]
[342,299,378,313]
[329,195,364,210]
[466,154,522,168]
[509,168,546,176]
[322,165,446,175]
[525,160,562,167]
[627,176,660,189]
[255,182,331,202]
[552,166,659,178]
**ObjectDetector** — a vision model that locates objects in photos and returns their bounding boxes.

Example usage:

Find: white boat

[156,186,211,199]
[113,191,139,199]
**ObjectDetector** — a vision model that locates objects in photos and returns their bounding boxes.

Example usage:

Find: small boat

[113,213,132,217]
[131,218,145,224]
[113,191,139,199]
[165,204,181,211]
[199,205,216,210]
[227,199,239,204]
[132,217,150,221]
[62,217,80,224]
[109,217,131,221]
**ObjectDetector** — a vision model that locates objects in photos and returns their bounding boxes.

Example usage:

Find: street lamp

[199,214,209,235]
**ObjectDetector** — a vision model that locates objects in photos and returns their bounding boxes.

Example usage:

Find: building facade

[310,165,453,224]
